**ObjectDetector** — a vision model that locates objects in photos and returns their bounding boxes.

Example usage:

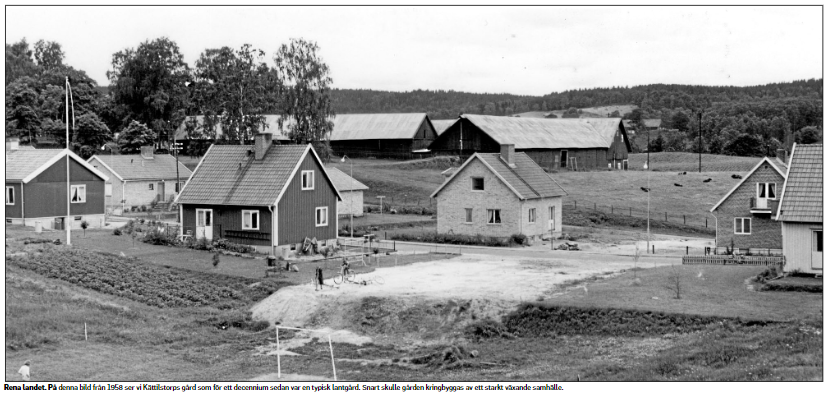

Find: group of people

[314,259,351,291]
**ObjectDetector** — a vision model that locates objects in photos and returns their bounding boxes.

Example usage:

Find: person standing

[18,360,31,381]
[315,267,324,291]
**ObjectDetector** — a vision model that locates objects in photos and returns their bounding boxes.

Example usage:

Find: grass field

[628,152,764,172]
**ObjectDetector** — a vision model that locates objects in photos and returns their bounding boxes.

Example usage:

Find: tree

[671,111,690,132]
[608,110,621,117]
[5,77,41,143]
[5,39,39,85]
[724,133,764,157]
[107,37,190,144]
[191,44,279,143]
[561,107,579,118]
[34,40,64,70]
[73,113,111,158]
[544,113,558,118]
[628,108,644,128]
[795,126,822,144]
[274,38,335,160]
[117,121,156,154]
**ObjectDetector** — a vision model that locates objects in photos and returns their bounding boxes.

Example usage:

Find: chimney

[140,145,154,159]
[6,137,19,151]
[500,144,516,167]
[254,133,273,160]
[776,149,787,164]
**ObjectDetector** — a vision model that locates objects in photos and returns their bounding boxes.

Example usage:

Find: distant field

[628,152,764,172]
[517,104,637,119]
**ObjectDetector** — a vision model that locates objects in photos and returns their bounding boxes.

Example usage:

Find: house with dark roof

[428,115,631,171]
[430,145,567,241]
[5,146,109,230]
[174,133,341,256]
[329,113,438,159]
[326,167,369,218]
[88,146,193,215]
[709,156,787,253]
[776,144,823,274]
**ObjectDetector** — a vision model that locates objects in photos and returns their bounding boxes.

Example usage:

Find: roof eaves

[430,153,479,198]
[174,144,214,205]
[87,156,125,181]
[710,157,784,212]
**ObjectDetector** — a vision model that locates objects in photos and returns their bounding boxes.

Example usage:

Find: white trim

[87,156,125,181]
[315,206,329,227]
[22,149,109,184]
[464,208,473,223]
[430,153,525,200]
[528,207,536,223]
[5,186,15,205]
[486,208,502,225]
[775,143,796,221]
[70,184,87,204]
[710,157,787,212]
[734,217,752,235]
[174,144,214,205]
[755,182,778,200]
[307,144,342,201]
[301,170,315,190]
[242,209,260,230]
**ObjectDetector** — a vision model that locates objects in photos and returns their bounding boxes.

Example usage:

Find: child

[315,267,324,291]
[18,360,31,381]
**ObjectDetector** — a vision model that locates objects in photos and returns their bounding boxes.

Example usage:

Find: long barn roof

[461,114,612,149]
[776,143,823,222]
[329,113,428,141]
[431,119,458,135]
[174,115,292,141]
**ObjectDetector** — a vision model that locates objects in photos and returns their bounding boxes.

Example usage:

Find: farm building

[776,144,823,274]
[5,147,109,230]
[87,146,193,215]
[709,156,787,252]
[329,113,438,159]
[5,137,35,151]
[430,144,567,242]
[174,115,292,154]
[326,167,369,218]
[428,115,631,171]
[175,133,341,256]
[431,119,458,136]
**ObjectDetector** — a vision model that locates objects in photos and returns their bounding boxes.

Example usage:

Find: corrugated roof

[326,167,369,192]
[577,118,624,147]
[90,154,193,181]
[174,115,292,141]
[5,149,66,181]
[330,113,427,140]
[176,145,311,206]
[776,144,823,222]
[431,152,567,200]
[462,114,610,149]
[431,119,458,135]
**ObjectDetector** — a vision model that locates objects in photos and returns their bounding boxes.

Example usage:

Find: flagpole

[65,77,71,245]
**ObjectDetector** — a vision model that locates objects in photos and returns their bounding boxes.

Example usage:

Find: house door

[548,206,555,232]
[560,151,568,168]
[157,182,165,201]
[196,209,213,241]
[813,230,823,270]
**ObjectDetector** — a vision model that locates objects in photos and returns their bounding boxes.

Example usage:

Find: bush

[510,233,528,245]
[140,205,148,212]
[113,227,122,236]
[463,319,515,342]
[212,238,255,254]
[754,266,782,283]
[390,232,510,247]
[140,227,176,246]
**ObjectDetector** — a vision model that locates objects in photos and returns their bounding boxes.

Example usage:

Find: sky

[4,5,823,96]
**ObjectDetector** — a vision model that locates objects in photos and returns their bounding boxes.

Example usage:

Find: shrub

[140,227,176,246]
[113,227,122,236]
[212,238,255,254]
[754,266,782,283]
[390,232,510,247]
[140,205,148,212]
[510,233,527,245]
[463,319,515,342]
[213,253,220,267]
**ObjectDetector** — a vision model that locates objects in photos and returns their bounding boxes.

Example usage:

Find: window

[465,208,473,223]
[549,206,555,231]
[528,208,536,223]
[487,209,501,224]
[757,183,777,200]
[5,186,14,205]
[175,182,185,193]
[315,206,328,227]
[74,216,82,221]
[105,183,112,197]
[242,210,260,230]
[149,183,154,191]
[71,185,86,203]
[472,177,484,191]
[814,231,823,252]
[734,218,751,234]
[302,170,315,190]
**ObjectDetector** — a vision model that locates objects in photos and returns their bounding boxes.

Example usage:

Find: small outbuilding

[776,143,823,274]
[326,167,369,218]
[430,144,567,242]
[88,146,193,215]
[6,147,109,229]
[329,113,438,159]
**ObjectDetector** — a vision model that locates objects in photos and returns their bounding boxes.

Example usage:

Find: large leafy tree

[107,37,190,146]
[191,44,279,143]
[33,40,64,70]
[274,38,335,159]
[117,120,156,154]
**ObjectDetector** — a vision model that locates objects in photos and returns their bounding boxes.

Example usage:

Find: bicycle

[334,268,356,284]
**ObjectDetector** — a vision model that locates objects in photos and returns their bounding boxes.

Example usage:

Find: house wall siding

[87,158,184,213]
[519,196,563,238]
[5,182,23,218]
[277,153,339,245]
[715,165,785,250]
[180,203,273,246]
[24,158,105,218]
[338,190,364,217]
[782,222,822,274]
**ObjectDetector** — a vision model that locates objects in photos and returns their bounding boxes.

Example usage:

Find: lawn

[627,152,763,172]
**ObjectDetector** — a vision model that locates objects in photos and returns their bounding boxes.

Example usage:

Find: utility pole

[698,111,703,173]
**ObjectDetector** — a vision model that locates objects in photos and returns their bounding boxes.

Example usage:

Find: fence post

[611,205,614,214]
[686,246,688,255]
[629,207,632,216]
[653,245,655,254]
[665,212,667,221]
[706,218,708,227]
[683,215,686,224]
[574,200,577,209]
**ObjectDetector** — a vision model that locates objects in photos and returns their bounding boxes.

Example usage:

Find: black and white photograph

[3,3,824,384]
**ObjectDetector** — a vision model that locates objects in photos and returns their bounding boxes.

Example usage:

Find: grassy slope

[628,152,763,172]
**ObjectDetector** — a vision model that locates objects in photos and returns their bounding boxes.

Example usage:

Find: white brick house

[431,145,567,241]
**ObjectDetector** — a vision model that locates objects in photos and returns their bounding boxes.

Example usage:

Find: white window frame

[70,185,86,204]
[464,208,473,223]
[315,206,328,227]
[528,208,536,223]
[734,217,752,235]
[5,186,15,205]
[104,183,113,197]
[242,210,260,230]
[148,183,154,191]
[756,182,777,200]
[302,170,315,190]
[487,209,501,225]
[471,177,485,191]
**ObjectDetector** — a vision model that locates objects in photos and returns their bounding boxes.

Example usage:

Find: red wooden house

[175,133,341,256]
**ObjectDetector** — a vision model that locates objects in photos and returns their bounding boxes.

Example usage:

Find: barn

[428,115,631,171]
[329,113,438,159]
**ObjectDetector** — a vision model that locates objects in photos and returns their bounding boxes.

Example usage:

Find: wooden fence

[682,255,785,266]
